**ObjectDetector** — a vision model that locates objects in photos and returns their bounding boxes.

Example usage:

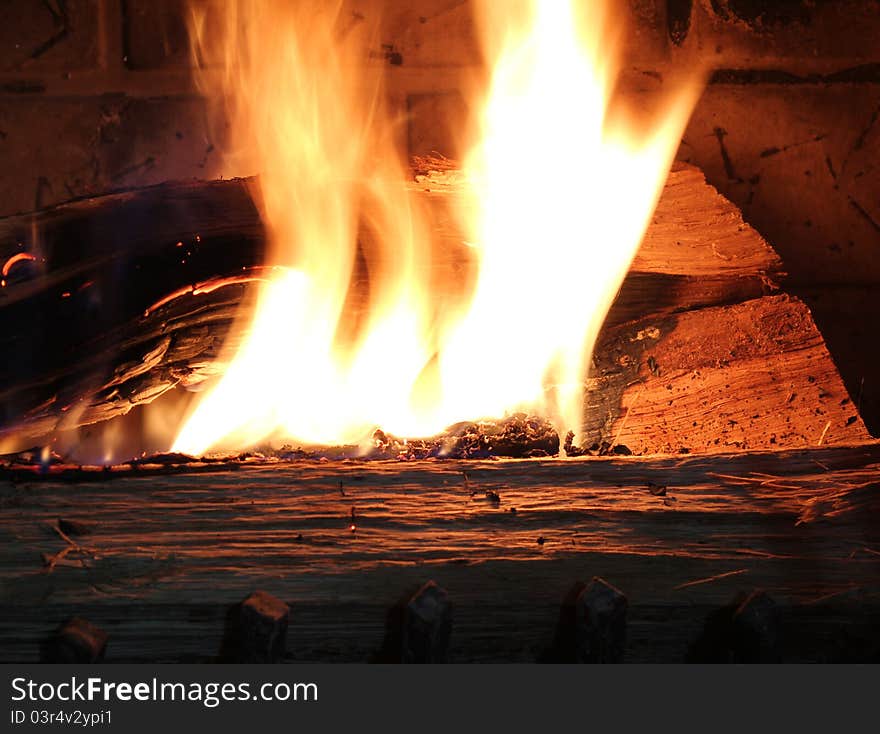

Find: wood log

[583,294,868,454]
[0,177,264,449]
[416,161,869,452]
[0,162,869,453]
[2,446,879,662]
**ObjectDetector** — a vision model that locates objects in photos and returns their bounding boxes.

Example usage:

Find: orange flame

[173,0,701,455]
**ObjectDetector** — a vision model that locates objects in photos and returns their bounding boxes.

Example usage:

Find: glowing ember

[1,252,36,286]
[172,0,700,456]
[143,268,277,317]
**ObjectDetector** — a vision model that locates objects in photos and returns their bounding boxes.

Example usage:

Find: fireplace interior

[0,0,878,663]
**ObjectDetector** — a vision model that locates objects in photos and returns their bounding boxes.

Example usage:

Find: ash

[273,413,561,461]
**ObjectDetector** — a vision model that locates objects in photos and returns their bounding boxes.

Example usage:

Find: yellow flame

[173,0,701,455]
[440,0,701,438]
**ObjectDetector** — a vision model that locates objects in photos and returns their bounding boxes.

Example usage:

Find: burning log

[419,162,869,453]
[584,294,866,454]
[0,176,263,449]
[0,163,870,453]
[414,160,785,328]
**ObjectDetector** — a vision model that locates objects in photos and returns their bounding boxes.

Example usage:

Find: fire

[172,0,700,456]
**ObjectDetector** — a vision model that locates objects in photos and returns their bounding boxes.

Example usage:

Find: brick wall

[1,0,878,430]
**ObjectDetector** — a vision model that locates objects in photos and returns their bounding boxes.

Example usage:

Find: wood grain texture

[583,293,871,452]
[1,446,879,662]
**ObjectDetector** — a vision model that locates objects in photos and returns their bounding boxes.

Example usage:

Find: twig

[817,420,832,446]
[51,521,80,549]
[673,568,749,590]
[43,520,96,574]
[42,546,75,573]
[50,521,96,554]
